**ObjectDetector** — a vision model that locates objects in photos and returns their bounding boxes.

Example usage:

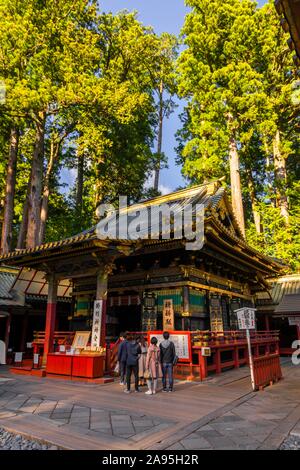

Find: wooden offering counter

[46,353,105,378]
[46,331,105,379]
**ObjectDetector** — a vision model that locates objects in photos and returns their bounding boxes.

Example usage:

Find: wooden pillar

[265,315,270,332]
[183,286,189,315]
[198,350,208,380]
[215,349,221,374]
[20,312,29,352]
[42,273,58,366]
[182,285,190,331]
[96,268,109,346]
[233,345,239,368]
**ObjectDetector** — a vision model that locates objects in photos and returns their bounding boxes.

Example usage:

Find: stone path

[169,397,298,450]
[0,427,58,450]
[0,360,300,450]
[0,386,173,444]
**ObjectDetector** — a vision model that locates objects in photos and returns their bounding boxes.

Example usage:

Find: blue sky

[100,0,189,194]
[62,1,267,195]
[100,0,267,194]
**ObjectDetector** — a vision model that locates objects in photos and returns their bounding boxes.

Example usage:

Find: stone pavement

[0,360,300,450]
[0,388,172,440]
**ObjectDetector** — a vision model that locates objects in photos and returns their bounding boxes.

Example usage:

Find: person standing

[160,331,176,392]
[124,335,141,394]
[137,335,148,387]
[145,337,162,395]
[117,332,127,386]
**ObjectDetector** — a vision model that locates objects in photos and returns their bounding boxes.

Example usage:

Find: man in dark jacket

[124,335,141,393]
[117,332,127,385]
[160,331,176,392]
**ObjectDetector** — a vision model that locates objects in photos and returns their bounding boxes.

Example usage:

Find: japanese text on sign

[92,300,103,349]
[163,299,175,331]
[235,308,256,330]
[151,333,190,361]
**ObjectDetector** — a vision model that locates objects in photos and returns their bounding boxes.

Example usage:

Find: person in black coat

[124,335,141,393]
[160,331,176,392]
[117,332,127,385]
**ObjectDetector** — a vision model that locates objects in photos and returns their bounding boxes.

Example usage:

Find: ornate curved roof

[0,178,286,277]
[275,0,300,63]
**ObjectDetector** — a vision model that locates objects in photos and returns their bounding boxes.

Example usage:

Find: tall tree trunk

[76,152,84,215]
[154,80,164,192]
[247,170,262,234]
[273,129,289,224]
[264,141,276,207]
[1,127,19,254]
[229,135,245,237]
[94,159,104,220]
[39,140,59,244]
[17,180,30,249]
[26,113,45,248]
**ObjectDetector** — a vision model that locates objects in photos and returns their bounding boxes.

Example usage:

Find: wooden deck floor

[0,360,299,450]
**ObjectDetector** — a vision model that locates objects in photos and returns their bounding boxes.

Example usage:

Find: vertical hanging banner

[163,299,175,331]
[91,300,103,350]
[209,295,224,332]
[142,292,157,331]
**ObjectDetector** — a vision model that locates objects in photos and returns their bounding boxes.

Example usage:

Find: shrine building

[0,179,286,367]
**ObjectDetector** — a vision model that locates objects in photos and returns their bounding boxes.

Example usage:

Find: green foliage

[246,202,300,271]
[0,2,176,244]
[177,0,300,272]
[0,0,298,274]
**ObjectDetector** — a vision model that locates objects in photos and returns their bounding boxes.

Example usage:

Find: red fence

[253,354,282,389]
[107,330,282,390]
[32,331,75,355]
[173,330,282,389]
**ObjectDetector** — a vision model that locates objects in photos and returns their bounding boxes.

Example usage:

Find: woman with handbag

[137,336,148,387]
[145,337,162,395]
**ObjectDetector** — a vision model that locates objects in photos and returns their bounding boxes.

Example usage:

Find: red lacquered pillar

[198,350,208,380]
[215,348,221,374]
[42,273,58,366]
[233,345,239,368]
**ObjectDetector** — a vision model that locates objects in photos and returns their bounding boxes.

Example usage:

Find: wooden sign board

[149,332,191,362]
[235,308,256,330]
[14,352,23,363]
[72,331,90,350]
[33,354,39,365]
[163,299,175,331]
[289,317,300,327]
[201,347,211,357]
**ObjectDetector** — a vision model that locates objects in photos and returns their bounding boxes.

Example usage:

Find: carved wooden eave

[107,264,253,300]
[204,216,285,277]
[109,264,246,293]
[275,0,300,63]
[0,237,134,274]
